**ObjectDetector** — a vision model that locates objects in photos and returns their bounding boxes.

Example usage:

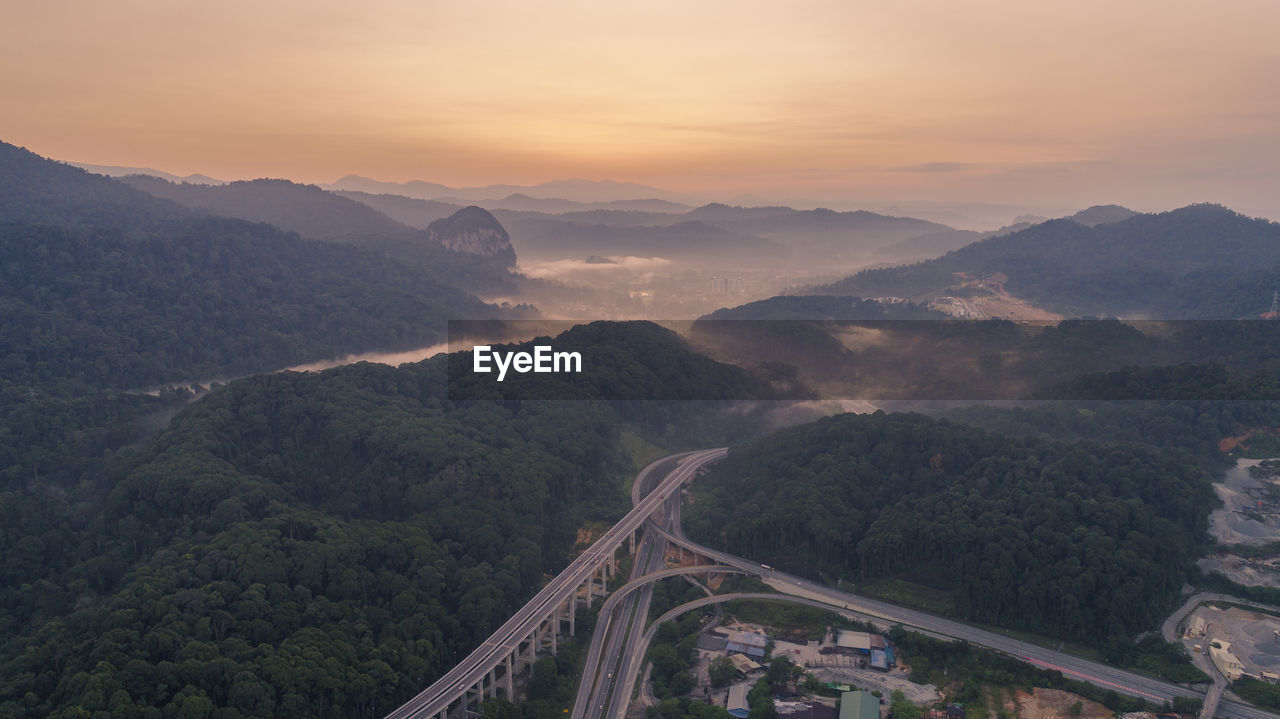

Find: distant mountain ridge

[810,203,1280,318]
[117,174,519,283]
[0,142,188,226]
[328,174,701,205]
[0,140,505,389]
[72,161,225,185]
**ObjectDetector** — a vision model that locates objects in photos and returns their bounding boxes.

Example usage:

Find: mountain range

[0,141,512,390]
[327,174,700,205]
[809,203,1279,318]
[115,174,518,288]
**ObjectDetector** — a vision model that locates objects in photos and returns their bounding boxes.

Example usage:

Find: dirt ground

[1187,604,1280,676]
[808,665,939,706]
[1013,688,1111,719]
[1198,554,1280,590]
[1208,459,1280,545]
[932,273,1064,322]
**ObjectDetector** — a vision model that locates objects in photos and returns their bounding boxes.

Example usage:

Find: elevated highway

[392,446,1280,719]
[384,449,725,719]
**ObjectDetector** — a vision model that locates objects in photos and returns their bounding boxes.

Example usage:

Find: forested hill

[0,361,627,718]
[683,411,1215,644]
[0,324,790,717]
[448,321,812,401]
[118,174,416,241]
[0,140,509,516]
[698,295,945,320]
[809,204,1280,318]
[0,219,496,390]
[0,141,509,391]
[0,142,186,227]
[118,174,519,284]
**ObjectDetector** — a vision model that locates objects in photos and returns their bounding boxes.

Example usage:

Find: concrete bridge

[383,448,726,719]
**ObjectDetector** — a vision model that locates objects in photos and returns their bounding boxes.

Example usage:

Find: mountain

[425,205,516,265]
[331,190,464,228]
[72,161,225,185]
[327,173,456,198]
[448,320,807,401]
[682,411,1213,644]
[327,175,700,205]
[488,213,787,264]
[0,141,502,390]
[119,175,412,241]
[1067,204,1138,227]
[867,206,1137,278]
[810,204,1280,318]
[470,193,690,214]
[336,188,957,270]
[684,203,952,266]
[118,175,519,285]
[0,142,187,227]
[872,228,986,260]
[0,322,796,716]
[699,295,944,321]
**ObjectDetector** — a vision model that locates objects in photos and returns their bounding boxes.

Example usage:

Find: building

[1210,641,1245,681]
[776,701,813,719]
[835,630,878,654]
[839,691,880,719]
[869,649,889,671]
[729,654,763,674]
[727,684,751,718]
[726,630,769,659]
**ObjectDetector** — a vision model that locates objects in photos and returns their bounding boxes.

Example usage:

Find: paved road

[385,448,725,719]
[574,451,735,719]
[644,527,1280,719]
[645,454,1280,719]
[1162,593,1280,719]
[570,564,747,719]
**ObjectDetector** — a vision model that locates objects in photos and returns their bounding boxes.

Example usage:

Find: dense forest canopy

[683,412,1216,643]
[0,218,496,390]
[0,322,791,718]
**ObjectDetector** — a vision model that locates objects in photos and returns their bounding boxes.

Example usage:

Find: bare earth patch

[1198,554,1280,590]
[1208,460,1280,546]
[1014,688,1110,719]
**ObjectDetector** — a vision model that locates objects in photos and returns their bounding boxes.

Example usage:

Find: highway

[574,451,734,719]
[384,448,725,719]
[393,446,1280,719]
[639,463,1280,719]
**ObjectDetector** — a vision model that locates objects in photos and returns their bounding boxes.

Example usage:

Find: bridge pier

[519,629,536,672]
[505,652,514,699]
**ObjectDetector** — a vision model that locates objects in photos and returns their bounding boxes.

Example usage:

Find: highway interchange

[390,447,1280,719]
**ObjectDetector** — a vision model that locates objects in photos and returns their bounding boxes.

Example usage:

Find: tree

[708,656,736,688]
[766,657,792,687]
[889,690,921,719]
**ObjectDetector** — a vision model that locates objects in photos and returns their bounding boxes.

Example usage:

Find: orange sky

[3,1,1278,213]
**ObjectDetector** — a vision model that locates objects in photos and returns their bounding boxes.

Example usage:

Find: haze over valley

[7,3,1280,719]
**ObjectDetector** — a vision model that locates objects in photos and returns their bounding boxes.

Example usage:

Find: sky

[3,1,1279,214]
